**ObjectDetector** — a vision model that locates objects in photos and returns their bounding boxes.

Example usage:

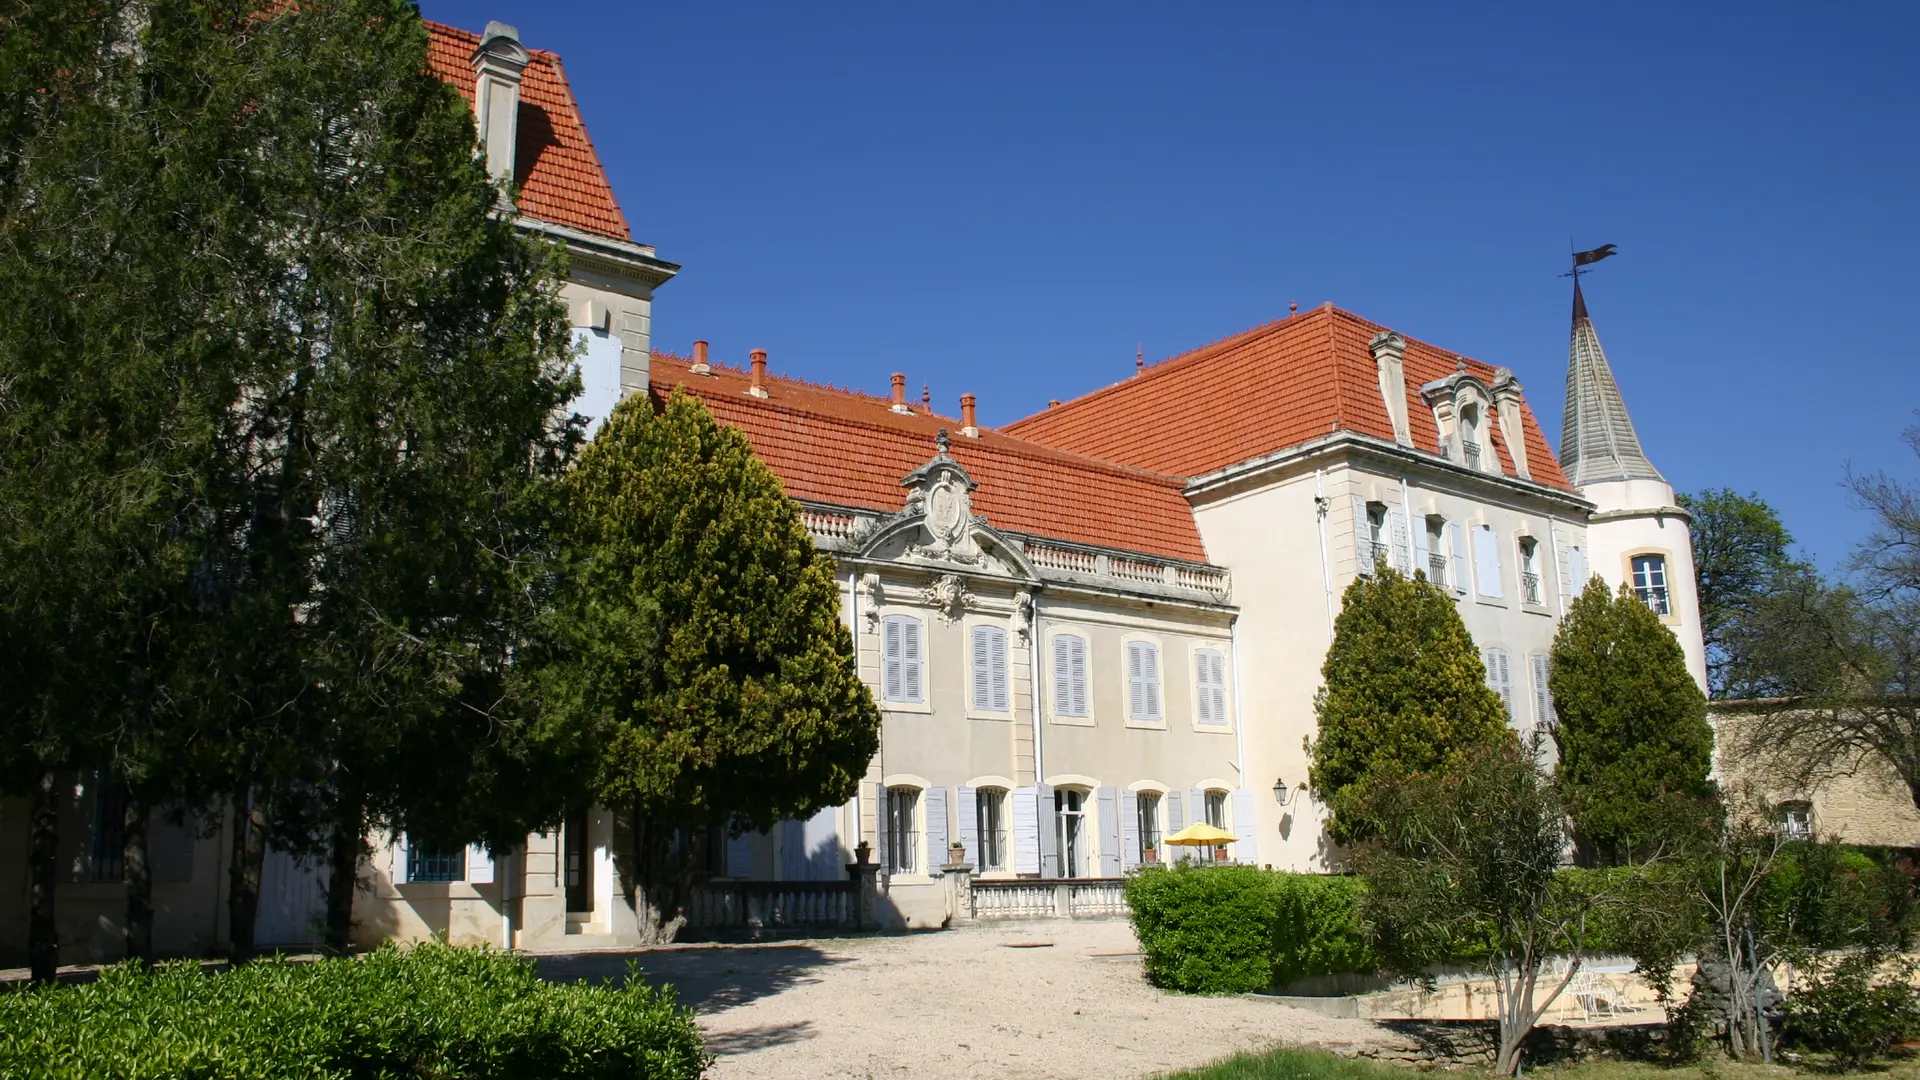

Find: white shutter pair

[1484,647,1513,716]
[1472,524,1504,598]
[1194,648,1228,725]
[883,615,924,703]
[1126,641,1162,721]
[1052,634,1089,717]
[1389,507,1412,575]
[969,625,1010,711]
[1531,654,1556,728]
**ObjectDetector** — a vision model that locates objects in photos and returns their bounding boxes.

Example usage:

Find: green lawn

[1158,1048,1920,1080]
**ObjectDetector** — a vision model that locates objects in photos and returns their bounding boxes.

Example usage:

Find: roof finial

[935,428,951,456]
[921,383,931,411]
[1135,344,1144,375]
[1289,300,1298,316]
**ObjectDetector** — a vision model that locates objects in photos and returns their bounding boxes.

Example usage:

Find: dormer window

[1459,403,1483,470]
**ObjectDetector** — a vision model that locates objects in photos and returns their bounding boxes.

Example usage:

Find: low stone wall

[1327,1020,1671,1069]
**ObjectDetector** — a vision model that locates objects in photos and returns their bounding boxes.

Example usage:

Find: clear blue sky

[425,1,1918,571]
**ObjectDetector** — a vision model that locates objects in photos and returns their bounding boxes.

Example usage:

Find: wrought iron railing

[1522,571,1542,605]
[1427,552,1449,588]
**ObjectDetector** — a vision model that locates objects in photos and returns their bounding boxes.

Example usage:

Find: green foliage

[1676,489,1807,700]
[1779,953,1920,1070]
[1126,866,1376,993]
[1550,577,1716,866]
[1309,566,1508,844]
[1125,865,1281,994]
[1158,1046,1409,1080]
[546,390,880,836]
[0,941,709,1079]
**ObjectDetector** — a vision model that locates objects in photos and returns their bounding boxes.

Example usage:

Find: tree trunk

[323,803,362,954]
[28,769,61,983]
[122,784,153,964]
[226,781,269,963]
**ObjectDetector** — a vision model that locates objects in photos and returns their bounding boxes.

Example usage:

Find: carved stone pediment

[856,429,1038,583]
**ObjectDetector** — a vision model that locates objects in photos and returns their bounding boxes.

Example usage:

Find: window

[1530,653,1556,731]
[407,840,465,883]
[969,624,1010,712]
[975,788,1008,871]
[1631,555,1670,615]
[1778,801,1813,841]
[1472,523,1504,598]
[882,615,924,703]
[1200,790,1229,864]
[88,777,125,883]
[1054,789,1088,878]
[1365,503,1387,570]
[1126,640,1162,722]
[1136,792,1162,864]
[885,787,920,874]
[1460,404,1484,469]
[1425,517,1448,587]
[1518,537,1542,605]
[1194,648,1228,726]
[1051,633,1089,718]
[1484,647,1513,717]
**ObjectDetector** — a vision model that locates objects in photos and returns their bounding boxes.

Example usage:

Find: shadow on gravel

[704,1020,819,1055]
[535,944,848,1012]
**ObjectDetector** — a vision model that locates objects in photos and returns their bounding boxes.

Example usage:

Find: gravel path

[539,921,1389,1080]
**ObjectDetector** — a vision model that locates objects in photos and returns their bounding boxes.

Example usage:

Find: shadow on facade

[534,942,848,1012]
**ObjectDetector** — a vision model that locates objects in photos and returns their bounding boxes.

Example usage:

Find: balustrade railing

[1521,571,1542,605]
[1427,552,1449,588]
[801,508,862,543]
[1023,543,1229,600]
[686,879,857,931]
[969,878,1130,920]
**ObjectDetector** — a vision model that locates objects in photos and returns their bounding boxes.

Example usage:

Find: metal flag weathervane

[1563,242,1618,280]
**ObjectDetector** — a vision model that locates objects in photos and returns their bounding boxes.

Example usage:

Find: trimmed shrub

[1127,865,1280,993]
[1270,873,1375,985]
[0,941,709,1079]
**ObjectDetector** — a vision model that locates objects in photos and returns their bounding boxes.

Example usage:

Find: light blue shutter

[1097,787,1121,877]
[393,832,409,885]
[1166,790,1185,834]
[883,618,904,701]
[1569,546,1588,593]
[1231,789,1258,865]
[1036,784,1058,877]
[1120,790,1139,871]
[727,828,753,879]
[1532,654,1556,728]
[1485,648,1513,716]
[990,627,1009,710]
[1069,637,1089,716]
[902,619,923,702]
[1352,494,1374,574]
[1389,506,1412,575]
[957,787,978,868]
[1052,635,1073,715]
[1554,531,1572,602]
[970,626,992,710]
[924,787,948,876]
[466,843,494,884]
[1142,646,1162,720]
[1474,524,1504,598]
[1190,788,1207,826]
[780,818,805,879]
[1412,514,1432,582]
[1126,643,1146,719]
[871,783,889,875]
[1011,786,1039,874]
[1449,521,1469,596]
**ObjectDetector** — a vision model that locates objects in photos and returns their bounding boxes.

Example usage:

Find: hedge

[1126,866,1375,994]
[0,941,709,1080]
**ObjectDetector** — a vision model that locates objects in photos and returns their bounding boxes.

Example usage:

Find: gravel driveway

[538,920,1388,1080]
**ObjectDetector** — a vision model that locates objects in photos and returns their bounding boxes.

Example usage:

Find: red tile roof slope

[1003,304,1573,492]
[425,22,632,242]
[649,355,1215,565]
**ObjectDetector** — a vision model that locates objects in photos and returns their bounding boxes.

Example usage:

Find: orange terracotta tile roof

[425,21,632,242]
[649,354,1215,565]
[1003,304,1573,492]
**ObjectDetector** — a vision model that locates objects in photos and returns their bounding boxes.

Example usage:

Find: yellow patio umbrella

[1163,822,1237,847]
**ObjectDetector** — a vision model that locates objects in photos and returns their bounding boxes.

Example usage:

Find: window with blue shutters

[884,787,919,874]
[969,624,1010,712]
[1051,632,1089,719]
[1194,648,1228,726]
[1125,640,1162,722]
[882,615,924,704]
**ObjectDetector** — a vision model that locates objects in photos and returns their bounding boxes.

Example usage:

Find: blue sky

[424,1,1918,571]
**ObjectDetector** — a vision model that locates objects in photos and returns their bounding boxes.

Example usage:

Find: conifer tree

[539,391,881,936]
[1550,577,1716,864]
[1308,565,1509,844]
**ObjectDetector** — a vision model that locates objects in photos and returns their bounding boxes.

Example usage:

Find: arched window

[1459,403,1483,469]
[1135,791,1163,864]
[1200,789,1230,864]
[884,786,920,873]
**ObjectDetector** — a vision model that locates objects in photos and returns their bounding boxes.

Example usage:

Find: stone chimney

[471,22,531,196]
[890,373,911,414]
[1491,368,1530,479]
[748,349,768,398]
[1368,331,1413,447]
[960,393,978,437]
[690,340,710,375]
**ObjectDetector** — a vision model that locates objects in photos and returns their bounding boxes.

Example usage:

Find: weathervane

[1561,242,1618,281]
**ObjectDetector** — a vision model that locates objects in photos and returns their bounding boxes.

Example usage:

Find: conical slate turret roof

[1560,280,1664,487]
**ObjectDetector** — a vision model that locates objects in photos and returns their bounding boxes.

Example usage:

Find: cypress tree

[1308,565,1510,845]
[1550,577,1716,864]
[539,390,881,935]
